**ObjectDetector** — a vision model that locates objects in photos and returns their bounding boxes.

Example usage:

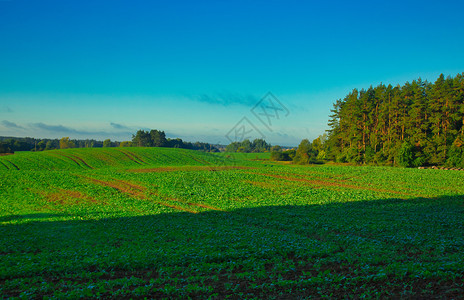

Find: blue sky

[1,0,463,146]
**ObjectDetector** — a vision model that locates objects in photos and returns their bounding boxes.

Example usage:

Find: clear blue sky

[1,0,463,146]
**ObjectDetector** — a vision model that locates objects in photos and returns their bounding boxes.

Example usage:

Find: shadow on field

[0,213,65,222]
[1,194,463,298]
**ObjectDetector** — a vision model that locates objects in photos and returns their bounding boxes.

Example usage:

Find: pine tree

[326,73,464,167]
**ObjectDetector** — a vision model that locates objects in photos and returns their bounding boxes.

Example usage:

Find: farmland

[1,148,464,298]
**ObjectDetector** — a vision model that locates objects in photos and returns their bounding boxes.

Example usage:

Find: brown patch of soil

[46,189,100,205]
[86,177,148,199]
[30,187,100,206]
[83,176,202,213]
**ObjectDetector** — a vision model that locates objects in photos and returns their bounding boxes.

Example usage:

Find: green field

[1,148,463,298]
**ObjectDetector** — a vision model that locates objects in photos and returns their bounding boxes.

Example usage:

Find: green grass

[1,148,464,298]
[0,147,235,171]
[215,152,271,160]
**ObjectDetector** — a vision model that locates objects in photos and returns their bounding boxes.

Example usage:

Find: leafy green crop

[1,148,463,298]
[0,147,231,171]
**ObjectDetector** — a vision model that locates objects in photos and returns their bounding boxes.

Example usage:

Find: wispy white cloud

[29,122,132,139]
[1,120,23,129]
[194,92,259,107]
[110,122,131,130]
[31,122,79,134]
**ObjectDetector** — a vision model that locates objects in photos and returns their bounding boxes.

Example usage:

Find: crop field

[1,148,464,298]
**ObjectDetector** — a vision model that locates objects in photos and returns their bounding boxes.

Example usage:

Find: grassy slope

[1,148,464,298]
[0,147,233,171]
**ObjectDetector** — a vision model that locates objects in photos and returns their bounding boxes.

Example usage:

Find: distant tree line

[128,129,219,152]
[222,136,326,164]
[0,137,117,153]
[270,135,326,164]
[223,137,328,164]
[325,73,464,167]
[0,130,221,154]
[225,139,271,153]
